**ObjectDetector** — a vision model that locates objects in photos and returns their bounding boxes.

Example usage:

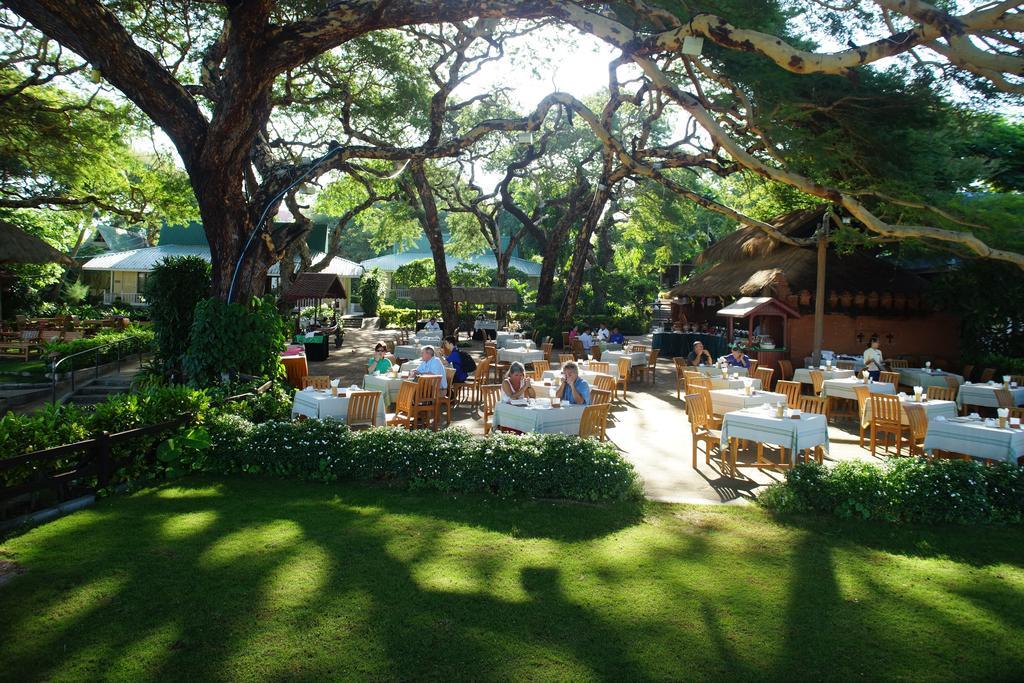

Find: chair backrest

[593,373,615,393]
[445,367,457,391]
[474,357,491,382]
[778,359,793,381]
[852,385,871,423]
[879,371,901,386]
[590,388,612,405]
[776,380,802,407]
[836,360,855,370]
[559,353,575,365]
[484,345,497,361]
[888,358,909,369]
[616,357,632,382]
[870,393,902,424]
[347,391,381,427]
[647,348,658,367]
[415,375,441,402]
[798,396,827,414]
[532,360,551,375]
[754,367,774,391]
[673,357,688,375]
[630,344,648,353]
[1010,407,1024,421]
[394,381,418,416]
[480,384,501,416]
[808,370,825,396]
[561,331,570,348]
[541,342,553,360]
[747,359,759,376]
[590,346,602,361]
[686,374,710,389]
[961,364,974,382]
[995,389,1015,409]
[944,375,960,391]
[589,361,610,374]
[979,367,996,383]
[926,385,956,401]
[302,375,331,390]
[684,393,711,432]
[571,339,585,357]
[1011,375,1024,386]
[902,402,929,442]
[579,403,611,440]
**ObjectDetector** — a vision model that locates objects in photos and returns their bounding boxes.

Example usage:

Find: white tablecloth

[709,389,788,414]
[822,377,896,400]
[692,364,748,378]
[291,389,387,424]
[595,342,624,352]
[861,396,958,428]
[720,408,829,466]
[957,383,1024,409]
[541,370,611,387]
[924,418,1024,463]
[499,339,535,350]
[395,344,424,360]
[793,368,855,385]
[898,368,963,390]
[474,320,498,330]
[707,376,763,391]
[362,374,407,405]
[498,348,545,364]
[576,360,620,379]
[604,350,649,368]
[492,401,586,434]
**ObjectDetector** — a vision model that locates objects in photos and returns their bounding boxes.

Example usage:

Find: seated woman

[367,342,393,374]
[720,345,751,369]
[556,361,591,405]
[501,361,536,402]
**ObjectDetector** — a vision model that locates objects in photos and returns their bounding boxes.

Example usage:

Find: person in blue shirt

[609,327,626,345]
[442,336,468,384]
[556,361,591,405]
[413,345,448,389]
[721,345,751,369]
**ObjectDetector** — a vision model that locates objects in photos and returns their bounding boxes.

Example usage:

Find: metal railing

[50,334,148,403]
[102,291,147,306]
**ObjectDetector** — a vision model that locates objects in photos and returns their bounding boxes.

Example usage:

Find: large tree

[5,0,1022,309]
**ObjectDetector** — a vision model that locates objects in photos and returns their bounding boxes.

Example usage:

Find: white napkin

[934,415,946,422]
[303,386,316,392]
[349,384,360,392]
[330,378,340,387]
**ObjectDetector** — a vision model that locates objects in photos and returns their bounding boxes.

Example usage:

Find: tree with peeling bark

[4,0,1022,317]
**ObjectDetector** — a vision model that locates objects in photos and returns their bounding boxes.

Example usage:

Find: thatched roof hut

[0,220,75,266]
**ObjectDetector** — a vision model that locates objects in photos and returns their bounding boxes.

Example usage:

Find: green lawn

[2,477,1023,681]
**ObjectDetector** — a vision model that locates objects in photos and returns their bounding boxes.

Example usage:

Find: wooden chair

[879,371,901,386]
[869,393,906,457]
[346,391,381,430]
[961,364,974,382]
[532,360,551,376]
[590,345,602,361]
[944,375,960,392]
[853,385,871,448]
[590,388,612,406]
[0,330,42,361]
[301,375,331,390]
[589,361,611,375]
[888,358,909,369]
[684,392,723,470]
[614,357,632,400]
[808,370,825,396]
[797,396,827,463]
[644,348,659,383]
[836,360,855,370]
[1010,407,1024,421]
[693,385,723,429]
[926,385,956,401]
[480,384,501,435]
[571,339,585,360]
[630,343,649,353]
[778,359,793,382]
[561,331,570,349]
[995,389,1015,409]
[902,402,929,457]
[541,342,554,362]
[673,357,689,400]
[754,367,774,391]
[579,403,611,441]
[469,357,491,405]
[386,381,418,429]
[747,359,759,377]
[979,367,996,383]
[1011,375,1024,387]
[413,374,442,430]
[776,380,802,408]
[592,373,616,398]
[686,373,710,390]
[435,368,459,427]
[558,353,574,365]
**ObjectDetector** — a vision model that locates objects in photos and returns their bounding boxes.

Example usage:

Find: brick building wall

[787,313,962,366]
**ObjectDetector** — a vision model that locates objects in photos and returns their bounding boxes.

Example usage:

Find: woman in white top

[501,362,536,401]
[863,336,884,381]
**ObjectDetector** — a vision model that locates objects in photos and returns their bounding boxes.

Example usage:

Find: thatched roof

[281,272,346,301]
[0,220,75,266]
[410,287,519,305]
[669,208,928,299]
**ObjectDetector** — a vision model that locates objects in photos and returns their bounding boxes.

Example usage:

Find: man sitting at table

[501,361,536,401]
[424,317,441,332]
[597,323,610,342]
[578,327,594,358]
[414,345,448,389]
[720,345,751,369]
[556,361,591,405]
[367,342,393,374]
[441,336,469,384]
[687,341,714,366]
[609,327,625,345]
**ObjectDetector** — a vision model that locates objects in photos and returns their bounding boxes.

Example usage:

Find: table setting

[821,376,896,400]
[603,350,648,368]
[956,378,1024,409]
[720,403,830,472]
[924,412,1024,463]
[692,364,748,378]
[291,383,387,423]
[498,347,546,364]
[898,364,963,390]
[860,389,958,427]
[793,367,855,384]
[708,385,789,414]
[492,397,587,434]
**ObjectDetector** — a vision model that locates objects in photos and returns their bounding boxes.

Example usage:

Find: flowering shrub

[197,417,641,502]
[758,459,1024,525]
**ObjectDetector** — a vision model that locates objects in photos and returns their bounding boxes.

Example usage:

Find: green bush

[182,297,287,385]
[45,326,154,368]
[144,255,211,377]
[196,419,641,502]
[377,304,420,329]
[759,459,1024,525]
[359,268,385,317]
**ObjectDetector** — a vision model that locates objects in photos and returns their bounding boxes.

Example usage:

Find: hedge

[758,459,1024,525]
[44,326,154,361]
[194,416,642,502]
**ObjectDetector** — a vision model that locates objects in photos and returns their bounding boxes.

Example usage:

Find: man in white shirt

[862,336,884,381]
[597,323,610,342]
[578,328,594,357]
[424,317,441,331]
[414,345,448,389]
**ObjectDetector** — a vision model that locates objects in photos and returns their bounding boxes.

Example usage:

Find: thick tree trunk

[408,162,459,336]
[558,187,611,326]
[591,203,615,313]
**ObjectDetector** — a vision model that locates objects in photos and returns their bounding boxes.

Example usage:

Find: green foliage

[182,297,287,385]
[928,261,1024,361]
[0,403,90,460]
[450,262,491,287]
[358,268,386,317]
[44,326,154,367]
[376,304,420,329]
[144,255,211,377]
[196,419,641,502]
[759,459,1024,525]
[392,258,435,288]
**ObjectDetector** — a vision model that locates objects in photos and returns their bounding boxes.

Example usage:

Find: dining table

[603,350,648,368]
[692,364,749,378]
[708,389,789,414]
[956,382,1024,410]
[720,406,830,475]
[498,348,546,365]
[792,368,855,385]
[860,396,958,428]
[898,368,963,390]
[923,416,1024,464]
[492,399,586,434]
[291,388,387,424]
[821,377,896,401]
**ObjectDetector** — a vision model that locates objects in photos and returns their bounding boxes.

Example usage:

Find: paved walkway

[311,329,885,504]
